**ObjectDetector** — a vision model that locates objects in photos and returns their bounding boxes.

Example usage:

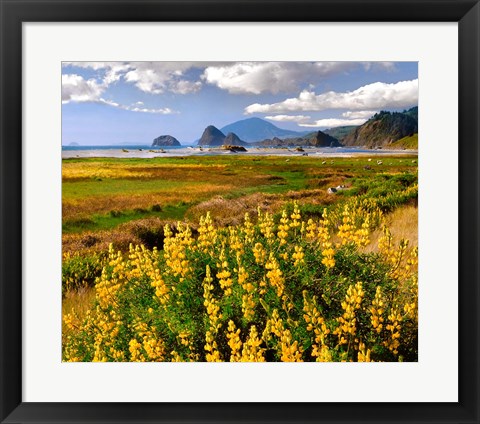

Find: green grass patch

[63,203,191,233]
[62,179,196,200]
[389,133,418,150]
[63,155,418,233]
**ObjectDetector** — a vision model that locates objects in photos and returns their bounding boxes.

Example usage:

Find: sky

[61,61,418,145]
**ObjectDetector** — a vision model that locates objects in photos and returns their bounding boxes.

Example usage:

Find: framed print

[1,1,479,423]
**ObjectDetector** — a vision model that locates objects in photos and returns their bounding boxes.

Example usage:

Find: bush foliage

[63,197,418,362]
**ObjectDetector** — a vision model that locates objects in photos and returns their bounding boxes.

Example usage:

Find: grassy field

[62,154,418,362]
[63,155,417,234]
[389,134,418,150]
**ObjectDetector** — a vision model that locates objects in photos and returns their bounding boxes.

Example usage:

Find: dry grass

[62,217,179,255]
[62,161,286,222]
[62,286,96,340]
[62,162,228,181]
[62,184,231,221]
[62,188,338,254]
[365,205,418,253]
[63,229,137,256]
[63,203,418,259]
[186,193,283,226]
[186,189,336,227]
[62,156,418,249]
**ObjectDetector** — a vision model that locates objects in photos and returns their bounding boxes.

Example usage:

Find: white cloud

[264,115,311,124]
[123,62,204,94]
[201,62,399,95]
[201,62,358,94]
[341,110,378,119]
[245,79,418,114]
[62,61,404,98]
[298,118,367,128]
[170,80,202,94]
[62,62,131,87]
[124,67,165,94]
[100,99,175,114]
[362,62,397,72]
[61,74,105,103]
[63,62,121,70]
[62,74,174,114]
[265,113,367,128]
[63,62,205,95]
[127,105,175,114]
[103,64,132,85]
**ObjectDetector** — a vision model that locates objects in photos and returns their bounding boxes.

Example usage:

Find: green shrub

[62,252,105,294]
[63,202,418,362]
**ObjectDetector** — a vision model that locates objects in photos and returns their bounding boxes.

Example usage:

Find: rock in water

[198,125,226,146]
[152,135,181,147]
[223,132,247,146]
[309,131,341,147]
[253,131,340,147]
[222,145,247,152]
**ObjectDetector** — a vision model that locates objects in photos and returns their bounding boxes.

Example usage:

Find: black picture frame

[1,1,479,423]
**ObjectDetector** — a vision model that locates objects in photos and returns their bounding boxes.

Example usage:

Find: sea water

[62,145,417,159]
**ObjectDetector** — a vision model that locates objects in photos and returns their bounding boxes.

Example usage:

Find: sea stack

[198,126,226,146]
[152,135,181,147]
[308,131,341,147]
[223,132,247,146]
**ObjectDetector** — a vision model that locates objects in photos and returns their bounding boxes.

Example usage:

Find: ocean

[62,145,417,159]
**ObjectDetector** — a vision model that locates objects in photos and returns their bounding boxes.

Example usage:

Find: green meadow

[63,155,417,235]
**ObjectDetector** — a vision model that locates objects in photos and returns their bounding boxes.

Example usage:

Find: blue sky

[62,61,418,145]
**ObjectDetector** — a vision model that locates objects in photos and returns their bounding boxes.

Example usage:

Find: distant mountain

[198,126,226,146]
[323,126,358,143]
[69,142,80,146]
[254,130,340,148]
[343,107,418,148]
[152,135,181,147]
[220,117,308,142]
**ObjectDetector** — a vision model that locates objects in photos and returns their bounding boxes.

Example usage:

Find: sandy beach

[62,146,418,159]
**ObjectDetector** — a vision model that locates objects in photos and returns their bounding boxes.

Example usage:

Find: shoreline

[62,146,418,159]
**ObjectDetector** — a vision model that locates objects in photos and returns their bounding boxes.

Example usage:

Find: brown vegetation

[365,205,418,254]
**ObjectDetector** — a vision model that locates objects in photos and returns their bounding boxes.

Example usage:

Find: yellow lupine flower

[63,199,417,363]
[226,320,242,361]
[277,210,290,245]
[333,282,364,345]
[292,245,305,266]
